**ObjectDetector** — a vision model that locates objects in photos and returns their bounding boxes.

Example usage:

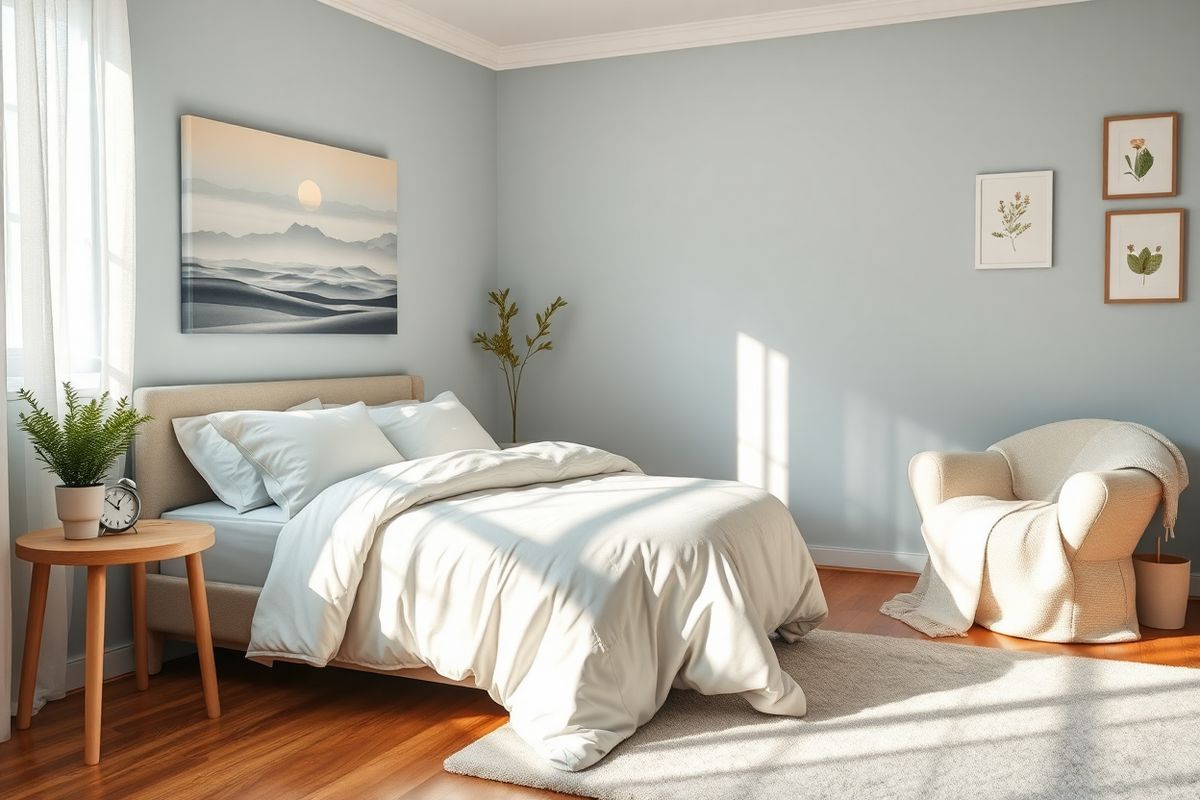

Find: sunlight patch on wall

[737,332,789,505]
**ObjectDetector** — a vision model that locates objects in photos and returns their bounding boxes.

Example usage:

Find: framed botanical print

[1105,209,1185,303]
[975,170,1053,269]
[1103,113,1178,199]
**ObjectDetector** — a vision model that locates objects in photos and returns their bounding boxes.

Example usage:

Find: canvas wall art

[975,170,1053,269]
[1105,208,1185,303]
[181,116,398,333]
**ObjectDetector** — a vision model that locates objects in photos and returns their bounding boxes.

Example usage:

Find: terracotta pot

[55,484,106,540]
[1133,553,1191,630]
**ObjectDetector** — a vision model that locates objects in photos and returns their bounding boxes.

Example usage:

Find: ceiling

[397,0,856,47]
[318,0,1092,70]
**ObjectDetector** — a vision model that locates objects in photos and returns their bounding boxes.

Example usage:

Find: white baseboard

[66,642,135,692]
[809,544,927,574]
[811,545,1200,598]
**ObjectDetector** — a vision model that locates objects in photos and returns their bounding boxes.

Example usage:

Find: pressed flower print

[991,192,1033,251]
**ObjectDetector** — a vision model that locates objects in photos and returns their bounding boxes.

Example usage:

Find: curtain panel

[1,0,135,719]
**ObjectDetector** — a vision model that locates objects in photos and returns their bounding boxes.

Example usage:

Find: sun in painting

[297,179,322,212]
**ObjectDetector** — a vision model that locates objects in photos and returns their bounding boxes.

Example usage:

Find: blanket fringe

[880,593,968,639]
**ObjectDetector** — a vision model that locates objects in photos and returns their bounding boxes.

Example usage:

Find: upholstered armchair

[908,419,1167,643]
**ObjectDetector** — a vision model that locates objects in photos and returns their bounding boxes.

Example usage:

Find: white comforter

[248,442,827,770]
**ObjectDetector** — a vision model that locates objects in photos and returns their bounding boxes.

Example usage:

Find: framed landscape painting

[181,116,398,333]
[1105,209,1185,303]
[1103,112,1178,199]
[975,170,1053,269]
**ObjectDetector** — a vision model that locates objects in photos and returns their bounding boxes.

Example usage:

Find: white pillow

[321,399,418,409]
[173,398,322,513]
[368,391,499,459]
[207,402,403,518]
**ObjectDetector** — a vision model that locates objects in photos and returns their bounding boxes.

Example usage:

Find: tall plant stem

[509,342,536,443]
[503,364,518,443]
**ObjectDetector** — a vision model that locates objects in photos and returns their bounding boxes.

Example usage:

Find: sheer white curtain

[2,0,135,720]
[0,84,9,744]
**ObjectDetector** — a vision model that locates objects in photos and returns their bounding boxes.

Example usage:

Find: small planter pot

[55,484,106,540]
[1133,553,1192,630]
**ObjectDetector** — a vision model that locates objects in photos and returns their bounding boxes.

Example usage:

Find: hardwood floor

[3,567,1197,799]
[818,567,1200,666]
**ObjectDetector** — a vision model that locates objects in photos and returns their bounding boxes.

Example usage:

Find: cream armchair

[909,419,1165,643]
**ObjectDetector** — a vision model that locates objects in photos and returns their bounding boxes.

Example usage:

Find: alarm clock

[101,478,142,534]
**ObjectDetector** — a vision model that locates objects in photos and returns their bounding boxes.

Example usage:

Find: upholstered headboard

[132,375,424,519]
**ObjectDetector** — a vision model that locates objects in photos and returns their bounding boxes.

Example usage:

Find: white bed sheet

[160,501,286,586]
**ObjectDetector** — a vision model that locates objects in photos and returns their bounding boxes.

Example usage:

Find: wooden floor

[3,567,1198,800]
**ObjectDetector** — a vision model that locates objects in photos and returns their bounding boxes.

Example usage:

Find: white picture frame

[975,170,1054,269]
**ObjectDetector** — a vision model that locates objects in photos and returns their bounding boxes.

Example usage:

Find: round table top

[15,519,215,566]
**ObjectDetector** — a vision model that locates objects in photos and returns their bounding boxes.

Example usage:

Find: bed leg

[148,630,165,675]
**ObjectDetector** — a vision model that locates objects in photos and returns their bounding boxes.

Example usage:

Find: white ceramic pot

[1133,553,1192,630]
[55,484,106,540]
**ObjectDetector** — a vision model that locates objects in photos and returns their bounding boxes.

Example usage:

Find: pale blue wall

[129,0,498,423]
[33,0,1200,668]
[496,0,1200,565]
[42,0,499,663]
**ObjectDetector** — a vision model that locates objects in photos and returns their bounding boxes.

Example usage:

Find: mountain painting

[180,116,398,333]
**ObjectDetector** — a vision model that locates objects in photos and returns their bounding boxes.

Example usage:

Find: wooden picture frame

[1105,208,1185,303]
[1103,112,1179,199]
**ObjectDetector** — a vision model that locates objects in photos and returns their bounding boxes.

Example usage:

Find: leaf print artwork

[991,191,1033,252]
[1126,243,1164,285]
[1123,138,1154,182]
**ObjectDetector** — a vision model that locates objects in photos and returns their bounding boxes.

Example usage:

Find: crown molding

[494,0,1092,69]
[321,0,1092,72]
[317,0,500,69]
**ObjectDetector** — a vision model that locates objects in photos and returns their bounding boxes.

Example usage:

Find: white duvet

[248,442,827,770]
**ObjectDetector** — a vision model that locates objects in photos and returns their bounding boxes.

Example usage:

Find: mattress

[159,501,286,587]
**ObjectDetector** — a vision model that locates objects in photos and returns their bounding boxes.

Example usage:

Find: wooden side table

[15,519,220,765]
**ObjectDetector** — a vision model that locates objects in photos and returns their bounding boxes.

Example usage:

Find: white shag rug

[445,630,1200,800]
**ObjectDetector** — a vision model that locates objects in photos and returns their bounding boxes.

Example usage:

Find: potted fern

[17,383,152,539]
[473,289,567,443]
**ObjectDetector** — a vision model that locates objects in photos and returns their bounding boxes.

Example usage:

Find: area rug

[445,629,1200,800]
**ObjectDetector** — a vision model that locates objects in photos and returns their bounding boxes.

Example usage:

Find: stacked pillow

[173,398,322,513]
[366,391,499,458]
[175,391,500,519]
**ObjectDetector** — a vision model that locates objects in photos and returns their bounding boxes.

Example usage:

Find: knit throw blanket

[882,422,1188,638]
[1055,422,1189,540]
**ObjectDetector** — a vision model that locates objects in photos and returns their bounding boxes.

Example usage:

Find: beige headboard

[132,375,424,519]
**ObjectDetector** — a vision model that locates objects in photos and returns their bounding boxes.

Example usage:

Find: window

[2,0,106,396]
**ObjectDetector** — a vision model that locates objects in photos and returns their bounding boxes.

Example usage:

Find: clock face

[101,486,141,532]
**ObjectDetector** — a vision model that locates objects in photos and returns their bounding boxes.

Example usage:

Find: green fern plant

[17,383,153,487]
[473,289,567,442]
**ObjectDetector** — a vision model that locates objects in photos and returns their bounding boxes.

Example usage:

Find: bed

[133,374,466,686]
[133,374,829,770]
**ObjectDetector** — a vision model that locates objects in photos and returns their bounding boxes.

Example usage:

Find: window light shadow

[737,332,789,506]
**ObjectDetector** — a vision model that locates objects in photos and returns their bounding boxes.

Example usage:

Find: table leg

[131,562,148,690]
[84,565,107,765]
[16,562,51,730]
[185,553,221,718]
